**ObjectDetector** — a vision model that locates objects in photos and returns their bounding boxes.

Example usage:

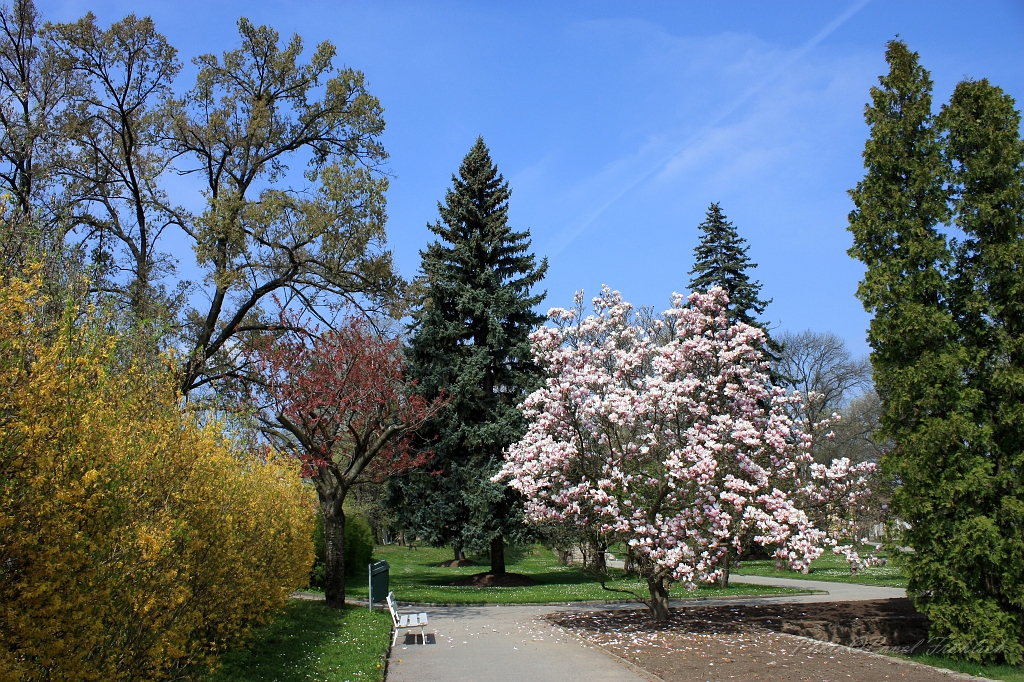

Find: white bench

[386,591,429,646]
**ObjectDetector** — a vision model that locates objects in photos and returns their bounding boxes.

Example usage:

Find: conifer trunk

[490,535,506,574]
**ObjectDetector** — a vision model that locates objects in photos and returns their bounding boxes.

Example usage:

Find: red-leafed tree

[245,314,444,607]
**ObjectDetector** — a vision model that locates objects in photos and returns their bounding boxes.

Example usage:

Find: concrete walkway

[729,573,906,602]
[385,577,907,682]
[385,603,649,682]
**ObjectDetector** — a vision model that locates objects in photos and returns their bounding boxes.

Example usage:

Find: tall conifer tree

[937,77,1024,662]
[849,40,1024,663]
[390,138,547,573]
[688,202,774,345]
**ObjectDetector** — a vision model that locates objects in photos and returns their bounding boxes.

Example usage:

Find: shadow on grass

[403,546,610,589]
[348,544,807,604]
[206,601,391,682]
[479,543,533,565]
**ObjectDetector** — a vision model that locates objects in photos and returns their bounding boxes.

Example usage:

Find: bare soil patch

[548,599,977,681]
[450,571,537,587]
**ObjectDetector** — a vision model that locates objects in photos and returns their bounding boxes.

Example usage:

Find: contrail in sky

[548,0,872,256]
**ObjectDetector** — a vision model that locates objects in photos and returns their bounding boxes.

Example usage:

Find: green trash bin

[368,559,389,611]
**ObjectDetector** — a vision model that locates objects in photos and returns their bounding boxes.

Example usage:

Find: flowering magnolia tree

[796,455,883,575]
[243,314,444,607]
[496,287,874,620]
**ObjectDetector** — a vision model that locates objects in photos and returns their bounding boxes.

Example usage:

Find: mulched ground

[450,571,538,587]
[548,599,980,681]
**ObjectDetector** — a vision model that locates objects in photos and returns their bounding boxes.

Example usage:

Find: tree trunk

[718,547,731,588]
[324,507,347,608]
[490,535,506,574]
[588,538,607,573]
[647,576,670,621]
[454,543,466,562]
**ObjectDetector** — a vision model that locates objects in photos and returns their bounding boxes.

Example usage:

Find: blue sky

[40,0,1024,355]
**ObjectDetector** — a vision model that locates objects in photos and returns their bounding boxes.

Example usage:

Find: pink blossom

[496,287,875,595]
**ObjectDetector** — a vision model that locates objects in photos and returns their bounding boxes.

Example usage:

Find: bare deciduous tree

[776,330,875,462]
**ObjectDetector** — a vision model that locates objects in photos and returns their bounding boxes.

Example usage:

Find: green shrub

[345,513,375,577]
[0,276,316,681]
[309,510,374,588]
[310,510,327,588]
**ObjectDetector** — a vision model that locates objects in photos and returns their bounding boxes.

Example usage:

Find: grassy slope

[732,548,907,588]
[337,544,809,604]
[205,601,391,682]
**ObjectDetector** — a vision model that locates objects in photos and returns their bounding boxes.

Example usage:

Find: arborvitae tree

[390,137,547,573]
[849,40,1024,664]
[688,202,773,341]
[937,77,1024,663]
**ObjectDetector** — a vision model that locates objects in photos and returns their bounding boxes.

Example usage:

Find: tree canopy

[0,3,403,395]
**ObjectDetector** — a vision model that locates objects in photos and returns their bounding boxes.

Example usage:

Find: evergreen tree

[937,77,1024,663]
[849,40,1024,664]
[390,138,547,573]
[688,202,772,337]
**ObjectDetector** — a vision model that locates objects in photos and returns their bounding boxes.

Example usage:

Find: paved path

[385,603,649,682]
[729,573,907,602]
[385,577,907,682]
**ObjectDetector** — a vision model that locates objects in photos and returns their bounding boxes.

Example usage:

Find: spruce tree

[849,40,1024,663]
[688,203,771,329]
[390,138,547,573]
[688,202,775,351]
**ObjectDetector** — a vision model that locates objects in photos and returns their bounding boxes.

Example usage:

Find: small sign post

[368,559,390,611]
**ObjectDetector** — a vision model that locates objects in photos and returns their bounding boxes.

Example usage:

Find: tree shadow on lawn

[349,546,643,606]
[465,542,533,565]
[205,601,390,682]
[410,561,609,590]
[401,566,607,591]
[379,545,603,588]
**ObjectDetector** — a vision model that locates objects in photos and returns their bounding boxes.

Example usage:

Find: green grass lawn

[732,547,907,588]
[205,601,391,682]
[885,652,1024,682]
[334,544,811,604]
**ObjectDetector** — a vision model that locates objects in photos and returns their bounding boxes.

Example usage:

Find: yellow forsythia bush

[0,275,316,681]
